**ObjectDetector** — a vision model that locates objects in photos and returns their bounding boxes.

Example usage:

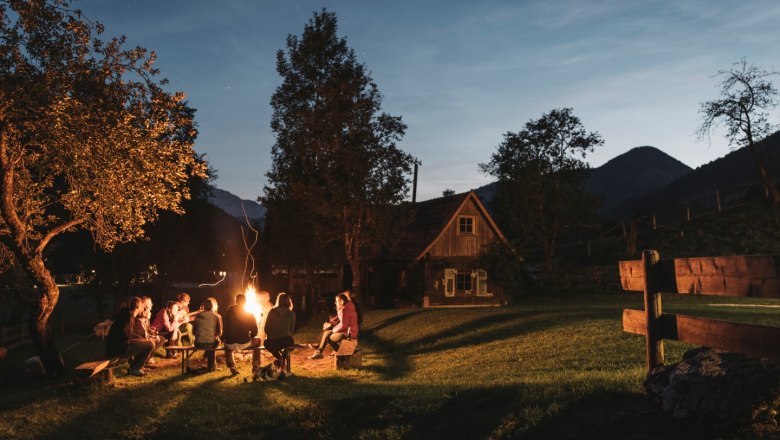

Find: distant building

[362,191,508,307]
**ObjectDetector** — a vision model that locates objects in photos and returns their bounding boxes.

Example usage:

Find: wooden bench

[74,357,121,381]
[167,344,297,375]
[334,339,361,370]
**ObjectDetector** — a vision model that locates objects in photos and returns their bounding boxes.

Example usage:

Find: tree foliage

[0,0,206,376]
[698,58,780,203]
[480,108,602,272]
[262,10,415,297]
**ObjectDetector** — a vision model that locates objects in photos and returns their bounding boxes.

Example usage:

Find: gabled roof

[389,190,507,261]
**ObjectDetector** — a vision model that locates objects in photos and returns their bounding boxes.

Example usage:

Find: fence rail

[619,250,780,371]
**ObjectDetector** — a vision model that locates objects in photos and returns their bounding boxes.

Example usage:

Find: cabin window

[457,272,472,292]
[458,216,476,235]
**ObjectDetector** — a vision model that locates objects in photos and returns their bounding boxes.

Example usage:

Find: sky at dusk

[78,0,780,202]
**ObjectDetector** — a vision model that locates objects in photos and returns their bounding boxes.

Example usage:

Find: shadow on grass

[360,308,617,381]
[519,389,757,440]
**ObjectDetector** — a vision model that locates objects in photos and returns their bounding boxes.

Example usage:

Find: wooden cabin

[362,191,508,307]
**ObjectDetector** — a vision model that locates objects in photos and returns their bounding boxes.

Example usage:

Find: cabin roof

[388,190,506,261]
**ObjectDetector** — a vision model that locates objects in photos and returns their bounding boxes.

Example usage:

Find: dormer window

[458,216,475,235]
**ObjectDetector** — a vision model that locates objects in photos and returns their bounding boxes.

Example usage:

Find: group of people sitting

[105,291,296,378]
[105,289,362,378]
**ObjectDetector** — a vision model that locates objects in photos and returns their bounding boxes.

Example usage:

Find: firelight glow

[243,286,265,323]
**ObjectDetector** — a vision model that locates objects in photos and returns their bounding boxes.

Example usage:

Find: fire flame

[243,286,266,323]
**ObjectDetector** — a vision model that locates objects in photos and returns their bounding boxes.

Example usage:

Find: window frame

[457,215,476,235]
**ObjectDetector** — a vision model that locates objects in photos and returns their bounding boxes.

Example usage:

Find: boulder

[644,348,780,421]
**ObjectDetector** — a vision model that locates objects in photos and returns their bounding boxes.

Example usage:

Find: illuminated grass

[1,292,779,439]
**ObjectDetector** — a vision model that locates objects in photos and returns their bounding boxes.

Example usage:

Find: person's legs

[225,342,252,374]
[317,330,334,352]
[179,323,194,346]
[250,338,261,368]
[195,341,218,370]
[266,336,294,368]
[326,332,345,352]
[126,339,155,372]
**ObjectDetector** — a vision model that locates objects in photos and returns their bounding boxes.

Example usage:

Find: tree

[699,58,780,203]
[263,10,415,299]
[480,108,602,273]
[0,0,206,376]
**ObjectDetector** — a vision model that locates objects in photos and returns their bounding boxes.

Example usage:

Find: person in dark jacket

[262,292,296,373]
[106,297,155,377]
[222,293,260,375]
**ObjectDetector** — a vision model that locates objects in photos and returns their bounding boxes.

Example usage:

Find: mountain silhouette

[614,131,780,222]
[586,146,692,220]
[472,146,692,220]
[208,187,265,225]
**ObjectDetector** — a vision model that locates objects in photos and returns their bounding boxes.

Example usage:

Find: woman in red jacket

[309,292,358,359]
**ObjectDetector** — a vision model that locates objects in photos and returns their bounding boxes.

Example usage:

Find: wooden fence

[619,250,780,371]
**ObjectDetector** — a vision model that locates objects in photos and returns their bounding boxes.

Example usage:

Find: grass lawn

[2,291,780,439]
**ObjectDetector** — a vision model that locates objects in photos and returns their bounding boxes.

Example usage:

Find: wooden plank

[619,260,644,291]
[622,308,646,334]
[619,254,780,298]
[674,255,780,297]
[622,309,780,362]
[74,360,112,380]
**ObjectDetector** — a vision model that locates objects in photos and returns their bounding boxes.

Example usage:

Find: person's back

[334,300,359,339]
[223,304,257,344]
[106,308,132,357]
[222,294,260,375]
[194,309,222,344]
[264,307,295,340]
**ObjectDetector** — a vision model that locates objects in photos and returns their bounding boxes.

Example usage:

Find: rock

[644,348,780,421]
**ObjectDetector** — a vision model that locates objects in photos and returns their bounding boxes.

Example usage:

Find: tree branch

[35,218,85,256]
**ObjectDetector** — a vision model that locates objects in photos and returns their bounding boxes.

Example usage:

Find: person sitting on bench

[309,292,358,359]
[106,297,155,377]
[151,300,181,358]
[223,293,260,376]
[193,297,223,372]
[260,292,296,376]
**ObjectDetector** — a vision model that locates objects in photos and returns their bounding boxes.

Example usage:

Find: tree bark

[747,142,780,204]
[25,257,65,377]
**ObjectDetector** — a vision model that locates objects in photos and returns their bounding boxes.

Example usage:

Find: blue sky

[78,0,780,202]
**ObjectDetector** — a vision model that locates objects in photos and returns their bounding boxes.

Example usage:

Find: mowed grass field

[2,291,780,439]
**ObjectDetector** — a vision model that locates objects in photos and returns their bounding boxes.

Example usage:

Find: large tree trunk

[25,257,65,377]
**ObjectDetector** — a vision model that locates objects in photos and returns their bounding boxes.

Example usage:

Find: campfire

[242,286,267,324]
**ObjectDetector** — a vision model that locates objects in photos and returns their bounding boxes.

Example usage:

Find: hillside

[208,187,265,225]
[615,131,780,223]
[472,146,692,220]
[585,146,692,220]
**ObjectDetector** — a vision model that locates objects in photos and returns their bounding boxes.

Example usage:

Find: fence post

[716,190,721,213]
[652,214,656,231]
[686,204,691,221]
[642,249,664,371]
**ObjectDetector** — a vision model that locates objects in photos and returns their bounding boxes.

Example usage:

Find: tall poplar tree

[263,10,415,298]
